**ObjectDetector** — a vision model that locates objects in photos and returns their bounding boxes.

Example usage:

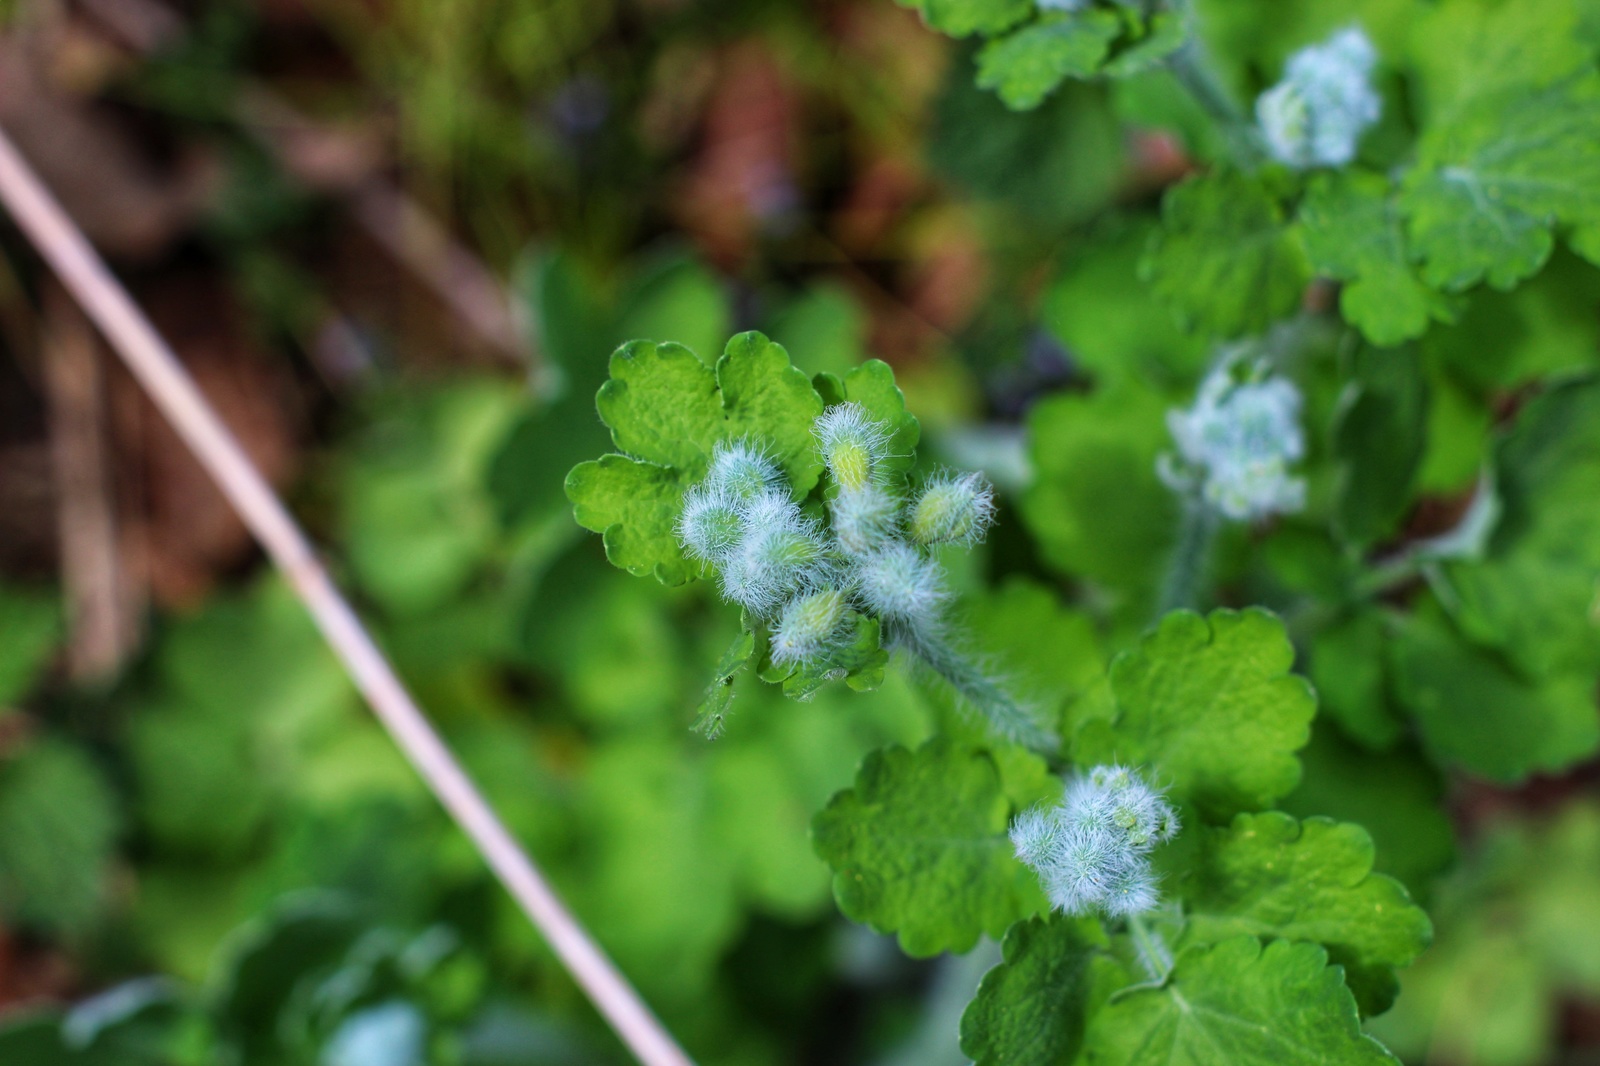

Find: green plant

[565,331,1439,1060]
[552,0,1600,1059]
[4,0,1600,1062]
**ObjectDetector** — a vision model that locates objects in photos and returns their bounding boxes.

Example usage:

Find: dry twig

[0,124,691,1066]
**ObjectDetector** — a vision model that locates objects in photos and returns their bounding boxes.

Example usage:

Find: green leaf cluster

[811,604,1429,1062]
[903,0,1187,109]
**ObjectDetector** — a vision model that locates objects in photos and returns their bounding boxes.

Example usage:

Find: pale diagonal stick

[0,125,693,1066]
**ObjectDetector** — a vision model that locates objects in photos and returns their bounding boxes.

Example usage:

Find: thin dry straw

[0,126,693,1066]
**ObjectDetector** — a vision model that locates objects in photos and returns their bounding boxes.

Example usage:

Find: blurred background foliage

[0,0,1598,1063]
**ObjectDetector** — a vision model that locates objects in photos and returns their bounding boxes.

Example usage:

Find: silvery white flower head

[1160,361,1307,523]
[1256,27,1380,169]
[719,489,834,616]
[850,539,949,629]
[1010,765,1178,918]
[704,439,784,501]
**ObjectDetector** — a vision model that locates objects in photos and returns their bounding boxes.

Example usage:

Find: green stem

[904,624,1057,754]
[1353,552,1428,600]
[1157,494,1218,617]
[1165,1,1264,168]
[1127,913,1174,983]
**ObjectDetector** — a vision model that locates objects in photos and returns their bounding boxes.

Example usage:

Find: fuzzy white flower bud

[705,440,784,502]
[677,484,746,565]
[1160,363,1306,522]
[850,540,948,628]
[1011,765,1178,918]
[830,484,901,556]
[1256,27,1381,169]
[769,588,852,667]
[909,471,996,547]
[721,490,833,615]
[815,403,895,492]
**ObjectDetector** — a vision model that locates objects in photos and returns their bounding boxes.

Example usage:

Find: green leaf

[714,332,828,491]
[1042,221,1210,388]
[1142,170,1311,338]
[1022,384,1178,611]
[565,456,693,585]
[960,914,1114,1066]
[596,340,724,474]
[493,252,731,528]
[0,584,59,709]
[577,739,741,1000]
[1308,611,1404,750]
[910,0,1033,38]
[1441,377,1600,677]
[767,283,870,380]
[1281,724,1456,901]
[597,330,826,485]
[0,740,119,935]
[1074,609,1315,820]
[343,383,522,615]
[1332,344,1429,548]
[1083,937,1399,1065]
[1389,612,1599,782]
[708,742,833,918]
[615,257,733,366]
[214,899,363,1055]
[1420,249,1600,393]
[572,332,826,582]
[1367,802,1600,1065]
[693,630,756,739]
[931,71,1124,228]
[1181,812,1432,1017]
[811,739,1050,956]
[975,11,1122,110]
[1300,172,1454,346]
[1401,72,1600,291]
[1407,0,1594,122]
[1102,13,1188,78]
[129,580,366,856]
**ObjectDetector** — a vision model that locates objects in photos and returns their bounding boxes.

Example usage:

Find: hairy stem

[1158,494,1218,616]
[1166,1,1263,167]
[1127,913,1175,984]
[900,623,1057,753]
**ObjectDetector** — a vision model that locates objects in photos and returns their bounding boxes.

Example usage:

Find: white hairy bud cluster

[679,445,834,616]
[1256,27,1381,169]
[673,409,1048,745]
[1010,765,1179,918]
[1159,362,1307,522]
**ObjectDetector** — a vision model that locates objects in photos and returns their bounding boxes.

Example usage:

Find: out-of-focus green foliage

[5,0,1600,1061]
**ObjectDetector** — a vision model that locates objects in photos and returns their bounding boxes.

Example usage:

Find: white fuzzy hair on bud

[909,471,996,547]
[1160,362,1306,522]
[769,588,852,667]
[670,421,1046,748]
[1010,764,1178,918]
[830,484,902,556]
[850,540,948,628]
[677,484,746,565]
[720,490,833,616]
[1256,27,1380,169]
[815,403,895,492]
[705,440,784,502]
